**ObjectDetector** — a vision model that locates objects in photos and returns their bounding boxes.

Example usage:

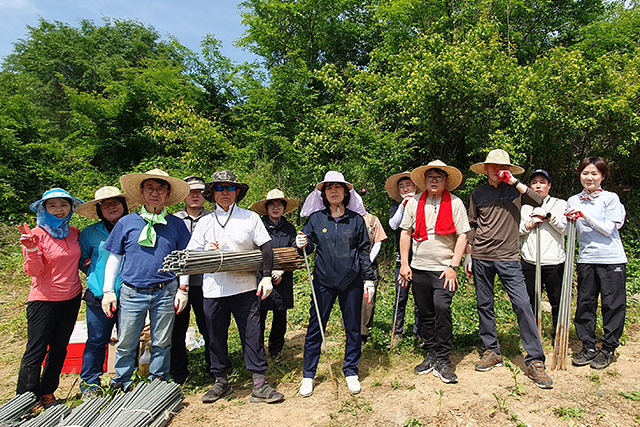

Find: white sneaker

[300,377,314,397]
[345,375,361,394]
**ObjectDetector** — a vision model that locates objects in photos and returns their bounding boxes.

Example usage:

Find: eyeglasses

[99,200,121,209]
[143,186,168,194]
[425,175,445,183]
[214,185,237,192]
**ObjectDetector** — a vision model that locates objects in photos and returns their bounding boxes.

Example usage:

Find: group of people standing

[16,149,627,407]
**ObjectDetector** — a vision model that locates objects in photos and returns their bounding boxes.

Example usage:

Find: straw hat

[203,170,249,203]
[29,188,84,212]
[120,168,190,206]
[75,186,138,219]
[315,171,353,191]
[252,189,300,216]
[470,149,525,175]
[410,160,463,192]
[384,172,413,202]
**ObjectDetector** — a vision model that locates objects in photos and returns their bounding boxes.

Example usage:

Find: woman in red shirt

[17,188,83,408]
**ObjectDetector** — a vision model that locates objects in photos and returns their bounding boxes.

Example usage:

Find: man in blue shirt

[101,169,191,390]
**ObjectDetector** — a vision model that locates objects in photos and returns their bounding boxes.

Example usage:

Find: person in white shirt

[183,170,284,404]
[519,169,566,340]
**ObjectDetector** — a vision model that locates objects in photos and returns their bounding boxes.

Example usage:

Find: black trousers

[203,290,268,377]
[17,295,81,396]
[521,260,563,337]
[259,309,287,357]
[170,285,211,382]
[575,263,626,352]
[411,269,455,362]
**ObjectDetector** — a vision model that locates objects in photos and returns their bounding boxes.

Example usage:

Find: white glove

[364,280,376,304]
[205,241,220,251]
[529,216,544,229]
[531,207,548,219]
[174,288,189,314]
[463,255,473,277]
[102,291,118,318]
[271,270,284,285]
[295,232,308,249]
[257,277,273,300]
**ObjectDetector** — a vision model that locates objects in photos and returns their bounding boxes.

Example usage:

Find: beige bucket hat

[75,186,138,219]
[384,172,414,202]
[120,168,190,206]
[470,149,525,175]
[251,189,300,216]
[411,160,463,192]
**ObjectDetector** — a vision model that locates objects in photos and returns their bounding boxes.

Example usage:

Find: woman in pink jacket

[17,188,83,408]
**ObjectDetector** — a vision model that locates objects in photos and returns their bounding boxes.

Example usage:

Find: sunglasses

[214,185,237,192]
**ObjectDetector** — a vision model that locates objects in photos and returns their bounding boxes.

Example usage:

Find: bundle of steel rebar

[19,404,70,427]
[59,396,112,426]
[551,220,577,370]
[0,392,36,425]
[160,247,304,275]
[88,379,183,427]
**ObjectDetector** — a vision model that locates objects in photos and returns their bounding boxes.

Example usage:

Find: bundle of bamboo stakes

[160,247,304,275]
[551,219,577,370]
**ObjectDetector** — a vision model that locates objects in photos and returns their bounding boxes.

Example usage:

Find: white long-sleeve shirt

[519,195,567,265]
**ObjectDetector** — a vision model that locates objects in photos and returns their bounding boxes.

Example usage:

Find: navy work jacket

[258,216,297,310]
[302,208,375,291]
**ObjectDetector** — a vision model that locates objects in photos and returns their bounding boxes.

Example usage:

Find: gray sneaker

[572,347,598,366]
[414,353,436,374]
[202,381,232,403]
[590,349,613,370]
[250,382,284,404]
[475,350,503,372]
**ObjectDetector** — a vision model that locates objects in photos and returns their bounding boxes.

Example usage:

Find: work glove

[463,255,473,277]
[102,291,118,318]
[531,207,549,219]
[257,277,273,300]
[529,215,545,229]
[498,170,516,185]
[364,280,376,304]
[401,193,414,207]
[271,270,284,285]
[174,288,189,314]
[564,207,585,221]
[295,232,308,249]
[18,223,38,252]
[205,241,220,251]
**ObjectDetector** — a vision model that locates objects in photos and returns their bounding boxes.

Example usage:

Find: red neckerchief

[412,190,456,242]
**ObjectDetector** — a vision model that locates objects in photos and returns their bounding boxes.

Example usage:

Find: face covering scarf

[36,205,73,239]
[138,205,168,247]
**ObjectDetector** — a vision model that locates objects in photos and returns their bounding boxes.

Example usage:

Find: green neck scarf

[138,205,168,247]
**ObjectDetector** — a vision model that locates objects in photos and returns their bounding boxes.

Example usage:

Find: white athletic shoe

[300,377,314,397]
[345,375,361,394]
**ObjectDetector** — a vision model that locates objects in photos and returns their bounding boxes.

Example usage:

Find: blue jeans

[113,280,177,388]
[473,259,544,364]
[80,301,117,392]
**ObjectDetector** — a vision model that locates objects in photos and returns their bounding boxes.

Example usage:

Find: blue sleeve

[301,216,316,254]
[176,218,190,250]
[78,227,92,273]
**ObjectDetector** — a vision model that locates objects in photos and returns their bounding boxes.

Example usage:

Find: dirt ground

[1,324,638,426]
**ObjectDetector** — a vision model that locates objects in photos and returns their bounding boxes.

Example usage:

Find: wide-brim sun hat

[410,160,463,192]
[470,149,525,175]
[203,170,249,203]
[75,186,138,219]
[315,171,354,191]
[29,188,84,212]
[252,189,300,216]
[120,168,190,206]
[384,171,413,202]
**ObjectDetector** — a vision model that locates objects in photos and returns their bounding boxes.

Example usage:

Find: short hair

[578,157,609,181]
[96,197,128,221]
[397,177,413,186]
[320,182,351,209]
[141,178,171,191]
[425,168,448,178]
[266,199,287,211]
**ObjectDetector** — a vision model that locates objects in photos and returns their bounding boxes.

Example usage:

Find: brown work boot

[526,360,554,389]
[36,394,58,410]
[475,349,503,372]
